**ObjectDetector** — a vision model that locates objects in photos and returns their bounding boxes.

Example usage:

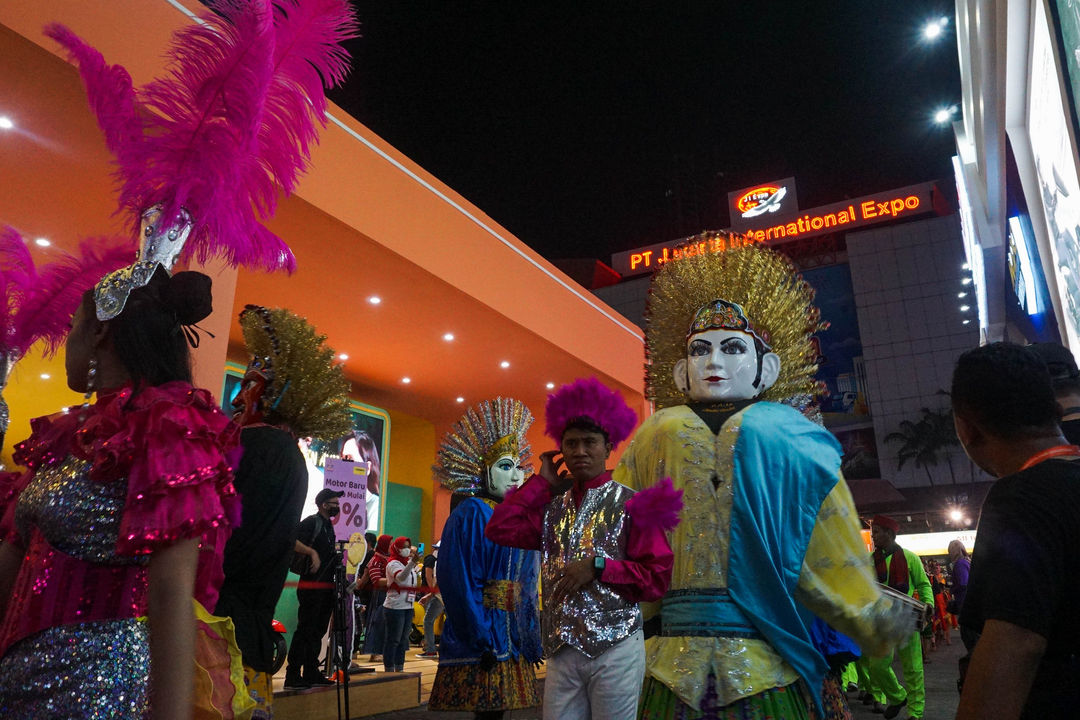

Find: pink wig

[544,377,638,447]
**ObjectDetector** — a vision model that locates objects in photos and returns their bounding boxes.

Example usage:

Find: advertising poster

[1030,0,1080,350]
[323,458,368,541]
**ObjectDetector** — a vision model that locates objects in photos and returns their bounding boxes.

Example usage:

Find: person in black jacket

[215,305,352,707]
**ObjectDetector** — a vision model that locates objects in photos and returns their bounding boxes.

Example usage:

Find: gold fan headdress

[239,305,353,443]
[646,236,827,410]
[434,398,534,495]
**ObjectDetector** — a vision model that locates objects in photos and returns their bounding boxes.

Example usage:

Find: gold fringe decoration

[646,236,827,410]
[433,398,534,495]
[239,306,353,443]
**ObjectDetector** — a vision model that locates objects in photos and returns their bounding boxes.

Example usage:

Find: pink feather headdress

[0,228,133,359]
[44,0,358,318]
[544,377,638,447]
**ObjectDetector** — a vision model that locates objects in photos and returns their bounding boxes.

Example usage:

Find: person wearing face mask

[620,242,918,720]
[382,537,421,672]
[284,488,345,690]
[428,398,543,720]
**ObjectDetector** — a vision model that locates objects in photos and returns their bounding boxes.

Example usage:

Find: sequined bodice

[541,479,641,658]
[15,456,144,566]
[1,455,151,658]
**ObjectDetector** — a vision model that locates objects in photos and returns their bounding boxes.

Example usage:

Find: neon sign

[737,185,788,218]
[611,181,935,277]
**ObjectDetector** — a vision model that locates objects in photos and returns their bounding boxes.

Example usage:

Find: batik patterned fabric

[427,655,541,712]
[242,666,274,720]
[640,673,817,720]
[0,383,240,716]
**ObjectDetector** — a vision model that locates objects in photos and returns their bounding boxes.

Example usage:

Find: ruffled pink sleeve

[91,382,241,608]
[601,478,682,603]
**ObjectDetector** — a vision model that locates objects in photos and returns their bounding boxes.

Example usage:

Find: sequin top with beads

[0,382,241,657]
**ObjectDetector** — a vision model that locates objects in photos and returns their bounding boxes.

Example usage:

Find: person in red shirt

[360,534,392,662]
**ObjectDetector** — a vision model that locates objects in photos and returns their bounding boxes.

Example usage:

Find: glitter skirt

[428,655,540,711]
[0,617,150,719]
[639,673,817,720]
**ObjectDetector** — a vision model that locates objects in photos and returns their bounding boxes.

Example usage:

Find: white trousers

[543,629,645,720]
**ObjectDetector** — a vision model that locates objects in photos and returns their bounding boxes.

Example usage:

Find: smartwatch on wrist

[592,555,606,578]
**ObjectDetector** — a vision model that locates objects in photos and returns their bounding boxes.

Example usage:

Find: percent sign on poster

[338,500,365,528]
[324,457,368,541]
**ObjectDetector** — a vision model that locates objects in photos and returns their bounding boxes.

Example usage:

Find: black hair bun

[163,271,213,325]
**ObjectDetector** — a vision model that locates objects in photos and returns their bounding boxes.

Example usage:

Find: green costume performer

[866,515,932,720]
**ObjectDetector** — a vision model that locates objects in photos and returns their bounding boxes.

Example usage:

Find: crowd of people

[0,2,1078,719]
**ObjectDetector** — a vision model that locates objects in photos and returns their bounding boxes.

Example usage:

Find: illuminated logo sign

[729,177,798,230]
[736,185,788,218]
[611,181,936,277]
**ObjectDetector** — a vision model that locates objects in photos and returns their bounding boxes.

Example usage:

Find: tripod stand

[328,541,352,720]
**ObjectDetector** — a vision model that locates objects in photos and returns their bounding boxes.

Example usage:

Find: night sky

[330,2,962,263]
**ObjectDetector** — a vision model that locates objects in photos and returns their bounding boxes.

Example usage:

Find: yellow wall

[2,347,82,466]
[385,408,437,547]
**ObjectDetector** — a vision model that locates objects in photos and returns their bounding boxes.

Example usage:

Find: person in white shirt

[382,536,420,671]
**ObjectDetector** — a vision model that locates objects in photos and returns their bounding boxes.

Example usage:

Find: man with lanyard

[866,514,932,720]
[284,488,344,689]
[953,342,1080,719]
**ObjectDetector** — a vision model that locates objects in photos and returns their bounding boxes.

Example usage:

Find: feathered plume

[42,24,142,168]
[121,0,282,270]
[544,377,638,447]
[45,0,358,275]
[0,228,133,358]
[0,229,36,348]
[625,477,684,533]
[262,0,358,194]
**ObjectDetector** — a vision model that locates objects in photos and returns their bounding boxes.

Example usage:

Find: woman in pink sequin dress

[0,269,240,720]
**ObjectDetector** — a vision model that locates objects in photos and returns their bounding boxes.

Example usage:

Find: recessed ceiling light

[500,361,510,369]
[40,373,50,380]
[443,333,454,341]
[961,277,972,285]
[368,296,381,305]
[960,305,970,312]
[962,319,971,325]
[0,116,13,130]
[545,382,555,389]
[456,396,464,403]
[34,238,50,247]
[338,353,349,361]
[401,377,411,384]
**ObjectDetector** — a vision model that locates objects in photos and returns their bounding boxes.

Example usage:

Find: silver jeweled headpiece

[94,205,193,321]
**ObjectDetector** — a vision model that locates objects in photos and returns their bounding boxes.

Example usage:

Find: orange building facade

[0,0,645,547]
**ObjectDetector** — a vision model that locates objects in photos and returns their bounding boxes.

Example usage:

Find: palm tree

[884,407,960,486]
